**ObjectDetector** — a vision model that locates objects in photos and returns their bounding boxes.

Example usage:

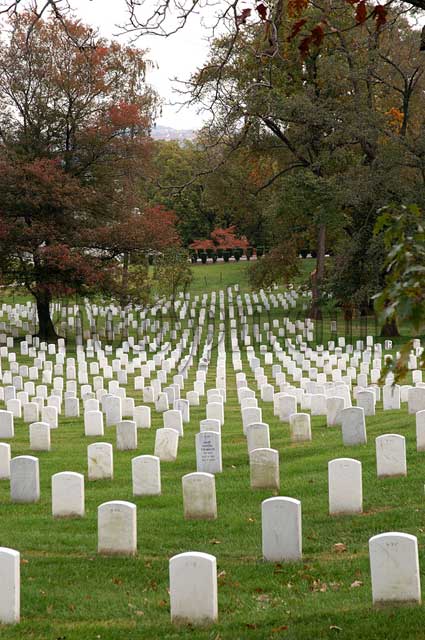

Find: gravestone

[116,420,137,451]
[200,418,221,434]
[134,405,151,429]
[52,472,85,517]
[132,455,161,496]
[328,458,362,514]
[369,532,421,604]
[182,472,217,519]
[98,501,137,555]
[278,395,297,422]
[416,409,425,451]
[408,387,425,414]
[289,413,311,442]
[250,448,280,490]
[341,407,367,446]
[0,443,11,479]
[10,455,40,503]
[376,434,407,478]
[84,410,104,437]
[169,552,218,625]
[87,443,113,480]
[262,497,302,562]
[164,409,183,437]
[357,390,375,416]
[29,422,51,452]
[0,548,20,624]
[0,410,14,438]
[154,428,179,462]
[246,423,270,454]
[195,431,222,474]
[326,396,345,427]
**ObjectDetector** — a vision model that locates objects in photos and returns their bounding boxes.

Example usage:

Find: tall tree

[0,13,158,338]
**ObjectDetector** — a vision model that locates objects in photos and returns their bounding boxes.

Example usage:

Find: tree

[0,13,158,338]
[154,247,193,304]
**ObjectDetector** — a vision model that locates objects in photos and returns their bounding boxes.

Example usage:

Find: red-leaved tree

[0,14,160,338]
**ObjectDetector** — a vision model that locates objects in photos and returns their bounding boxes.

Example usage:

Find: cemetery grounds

[1,260,425,640]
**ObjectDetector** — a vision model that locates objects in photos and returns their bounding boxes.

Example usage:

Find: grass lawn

[0,264,424,639]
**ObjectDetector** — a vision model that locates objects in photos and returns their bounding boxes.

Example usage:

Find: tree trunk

[35,291,58,340]
[120,251,130,307]
[310,223,326,319]
[380,316,400,338]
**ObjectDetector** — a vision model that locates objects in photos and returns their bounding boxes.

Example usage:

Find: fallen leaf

[21,558,29,564]
[135,610,144,616]
[256,594,270,602]
[246,623,257,629]
[330,625,342,632]
[333,543,347,553]
[209,539,222,545]
[350,580,363,588]
[272,626,288,632]
[112,578,123,585]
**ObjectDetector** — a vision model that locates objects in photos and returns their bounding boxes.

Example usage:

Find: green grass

[0,265,424,638]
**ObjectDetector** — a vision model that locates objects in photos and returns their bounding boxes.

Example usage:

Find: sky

[71,0,211,130]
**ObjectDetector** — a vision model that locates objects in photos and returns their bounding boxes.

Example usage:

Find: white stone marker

[200,418,221,434]
[369,532,421,605]
[98,500,137,555]
[376,434,407,478]
[87,442,113,480]
[356,390,375,416]
[132,455,161,496]
[416,409,425,451]
[310,394,327,416]
[341,407,367,446]
[169,552,218,625]
[116,420,137,451]
[52,472,85,518]
[326,396,345,427]
[250,448,280,490]
[196,431,222,474]
[246,423,270,454]
[0,410,14,438]
[0,443,11,479]
[65,396,80,418]
[328,458,362,514]
[289,413,311,442]
[262,497,302,562]
[104,395,122,426]
[278,395,297,422]
[84,410,104,437]
[23,402,39,424]
[164,409,183,437]
[134,405,151,429]
[154,428,179,462]
[0,548,20,624]
[10,455,40,503]
[182,472,217,519]
[207,402,224,427]
[41,405,58,429]
[383,385,401,411]
[29,422,51,452]
[408,387,425,414]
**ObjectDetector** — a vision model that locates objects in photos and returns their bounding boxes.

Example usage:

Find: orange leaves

[288,0,309,18]
[386,107,404,132]
[108,101,143,129]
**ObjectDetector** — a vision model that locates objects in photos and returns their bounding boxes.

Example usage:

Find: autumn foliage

[0,13,162,337]
[190,226,249,252]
